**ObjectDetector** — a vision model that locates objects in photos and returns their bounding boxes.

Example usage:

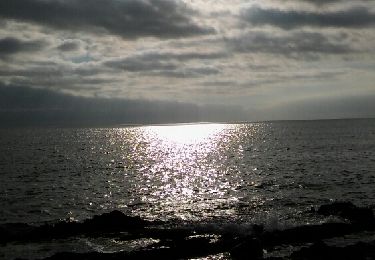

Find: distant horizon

[1,115,374,129]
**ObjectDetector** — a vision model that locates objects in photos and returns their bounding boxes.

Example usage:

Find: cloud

[242,6,375,29]
[130,51,228,62]
[280,0,356,6]
[0,63,115,92]
[57,40,81,52]
[104,51,224,77]
[146,66,220,78]
[0,83,247,126]
[0,37,45,58]
[105,58,177,72]
[264,93,375,120]
[0,0,214,39]
[296,0,373,6]
[228,31,354,59]
[105,51,227,69]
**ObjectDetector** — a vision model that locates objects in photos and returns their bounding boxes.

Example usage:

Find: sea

[1,118,375,259]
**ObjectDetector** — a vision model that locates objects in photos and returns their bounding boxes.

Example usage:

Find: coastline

[2,202,375,260]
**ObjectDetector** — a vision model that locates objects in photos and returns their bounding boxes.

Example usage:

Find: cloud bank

[0,0,374,124]
[0,0,213,39]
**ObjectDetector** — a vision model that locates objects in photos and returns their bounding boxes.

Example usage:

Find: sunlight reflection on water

[115,123,264,221]
[2,120,374,226]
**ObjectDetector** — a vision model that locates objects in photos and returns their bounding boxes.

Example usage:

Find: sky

[0,0,375,126]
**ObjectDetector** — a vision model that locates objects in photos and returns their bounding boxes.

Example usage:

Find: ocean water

[1,119,375,258]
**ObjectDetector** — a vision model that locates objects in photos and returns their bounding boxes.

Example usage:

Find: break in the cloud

[0,0,213,39]
[0,0,374,125]
[242,6,375,29]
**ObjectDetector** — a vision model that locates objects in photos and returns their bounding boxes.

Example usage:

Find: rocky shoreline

[2,202,375,260]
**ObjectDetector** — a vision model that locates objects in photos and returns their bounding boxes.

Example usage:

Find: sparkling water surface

[1,119,375,227]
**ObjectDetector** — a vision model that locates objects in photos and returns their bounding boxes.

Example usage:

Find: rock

[291,241,334,260]
[0,223,35,243]
[261,222,359,248]
[1,211,151,243]
[317,202,374,225]
[291,240,375,260]
[230,238,263,260]
[82,210,149,232]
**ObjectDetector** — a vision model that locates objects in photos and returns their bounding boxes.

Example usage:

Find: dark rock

[262,222,359,248]
[317,202,374,225]
[82,210,149,232]
[230,238,263,260]
[0,223,35,243]
[42,235,232,260]
[1,211,151,243]
[291,240,375,260]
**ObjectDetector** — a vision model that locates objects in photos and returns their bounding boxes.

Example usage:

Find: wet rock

[1,211,151,243]
[230,238,263,260]
[317,202,374,225]
[291,240,375,260]
[0,223,36,243]
[82,210,149,232]
[262,222,358,248]
[42,235,231,260]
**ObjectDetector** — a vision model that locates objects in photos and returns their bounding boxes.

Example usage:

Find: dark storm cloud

[242,6,375,29]
[0,0,214,39]
[229,31,354,59]
[57,40,80,52]
[0,37,45,58]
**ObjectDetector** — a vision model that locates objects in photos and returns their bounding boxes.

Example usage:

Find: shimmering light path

[2,120,375,226]
[115,123,263,221]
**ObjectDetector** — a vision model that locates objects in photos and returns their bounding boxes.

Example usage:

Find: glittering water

[1,119,375,227]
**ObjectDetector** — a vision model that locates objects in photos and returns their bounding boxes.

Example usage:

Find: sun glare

[144,123,228,144]
[115,123,247,221]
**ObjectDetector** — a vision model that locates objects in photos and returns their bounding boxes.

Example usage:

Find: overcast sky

[0,0,374,125]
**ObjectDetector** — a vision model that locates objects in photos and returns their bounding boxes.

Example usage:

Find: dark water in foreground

[1,119,375,259]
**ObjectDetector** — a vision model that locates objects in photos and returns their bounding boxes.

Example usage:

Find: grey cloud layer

[105,51,225,76]
[0,0,374,124]
[243,6,375,29]
[0,37,45,58]
[284,0,371,6]
[0,84,247,126]
[57,40,81,52]
[0,0,214,39]
[228,31,353,59]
